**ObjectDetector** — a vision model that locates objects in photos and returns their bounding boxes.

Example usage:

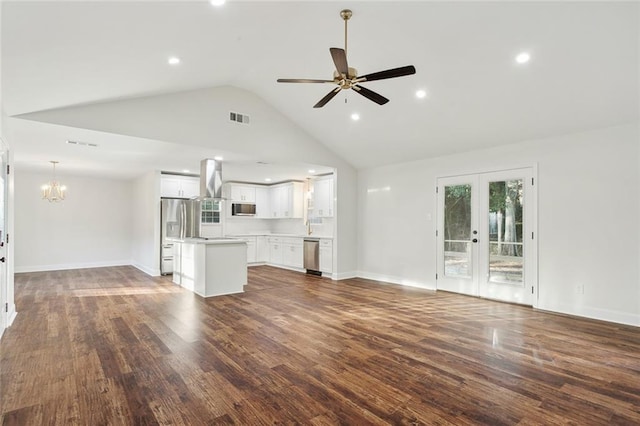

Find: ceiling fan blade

[352,85,389,105]
[277,78,335,83]
[313,87,342,108]
[330,48,349,78]
[357,65,416,82]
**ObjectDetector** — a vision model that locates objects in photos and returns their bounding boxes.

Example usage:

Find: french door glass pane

[444,184,472,277]
[488,179,523,283]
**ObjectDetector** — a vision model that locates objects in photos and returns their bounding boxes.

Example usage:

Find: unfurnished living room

[0,1,639,424]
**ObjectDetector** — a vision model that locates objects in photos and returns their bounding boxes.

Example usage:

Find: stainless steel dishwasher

[303,238,321,275]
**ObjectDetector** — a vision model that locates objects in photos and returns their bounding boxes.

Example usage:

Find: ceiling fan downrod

[340,9,352,56]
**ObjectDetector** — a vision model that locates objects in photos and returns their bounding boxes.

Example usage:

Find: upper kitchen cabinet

[255,187,271,219]
[270,182,304,218]
[161,174,200,199]
[311,176,334,217]
[230,184,256,203]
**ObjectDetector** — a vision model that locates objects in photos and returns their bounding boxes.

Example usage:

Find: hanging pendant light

[41,161,66,202]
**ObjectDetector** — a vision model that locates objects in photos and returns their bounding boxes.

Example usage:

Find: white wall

[358,123,640,326]
[131,171,160,275]
[14,170,134,272]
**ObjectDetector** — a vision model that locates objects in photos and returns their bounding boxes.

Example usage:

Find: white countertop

[167,237,246,245]
[226,233,333,239]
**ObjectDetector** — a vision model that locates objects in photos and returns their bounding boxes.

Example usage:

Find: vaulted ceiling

[3,1,638,179]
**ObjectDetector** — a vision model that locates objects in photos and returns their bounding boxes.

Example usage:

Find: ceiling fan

[277,9,417,108]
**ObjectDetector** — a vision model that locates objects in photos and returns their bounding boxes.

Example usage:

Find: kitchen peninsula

[170,237,247,298]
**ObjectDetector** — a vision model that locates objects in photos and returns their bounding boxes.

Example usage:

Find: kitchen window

[201,200,221,224]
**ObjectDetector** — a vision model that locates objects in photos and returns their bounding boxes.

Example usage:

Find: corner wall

[14,171,134,272]
[358,123,640,326]
[131,171,160,276]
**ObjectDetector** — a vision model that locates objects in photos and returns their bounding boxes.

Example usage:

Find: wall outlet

[576,284,585,294]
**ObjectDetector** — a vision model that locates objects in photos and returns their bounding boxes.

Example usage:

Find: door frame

[435,165,538,308]
[0,139,9,336]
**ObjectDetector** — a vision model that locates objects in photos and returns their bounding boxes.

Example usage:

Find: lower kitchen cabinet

[245,237,257,263]
[319,239,333,273]
[256,236,268,262]
[268,236,303,269]
[282,240,303,269]
[268,238,284,265]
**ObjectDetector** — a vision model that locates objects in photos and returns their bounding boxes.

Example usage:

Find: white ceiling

[3,1,638,180]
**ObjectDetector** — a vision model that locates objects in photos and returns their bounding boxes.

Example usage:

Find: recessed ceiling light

[351,113,360,121]
[210,0,226,6]
[168,57,181,65]
[308,169,316,174]
[416,89,427,99]
[214,156,224,161]
[515,52,530,64]
[182,169,190,173]
[264,178,272,182]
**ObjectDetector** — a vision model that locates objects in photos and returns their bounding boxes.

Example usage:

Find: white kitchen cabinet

[313,177,334,217]
[268,237,283,265]
[282,239,304,268]
[173,242,197,291]
[161,175,200,198]
[255,187,271,219]
[172,243,182,284]
[230,184,256,202]
[319,239,333,273]
[256,236,269,262]
[245,237,257,263]
[269,182,304,218]
[267,237,303,269]
[269,186,283,218]
[172,240,247,297]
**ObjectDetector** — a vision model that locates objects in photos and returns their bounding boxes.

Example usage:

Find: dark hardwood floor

[1,265,639,424]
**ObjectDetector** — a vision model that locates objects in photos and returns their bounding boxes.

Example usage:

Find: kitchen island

[169,237,247,298]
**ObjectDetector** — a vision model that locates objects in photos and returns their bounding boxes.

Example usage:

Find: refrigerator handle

[180,202,186,239]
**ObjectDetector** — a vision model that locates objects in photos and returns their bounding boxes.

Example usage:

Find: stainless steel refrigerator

[160,198,201,275]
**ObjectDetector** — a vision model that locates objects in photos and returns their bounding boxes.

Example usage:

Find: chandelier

[41,161,66,202]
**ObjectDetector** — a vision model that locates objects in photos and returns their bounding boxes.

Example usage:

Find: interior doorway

[436,168,537,306]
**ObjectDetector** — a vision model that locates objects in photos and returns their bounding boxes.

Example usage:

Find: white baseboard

[8,304,17,326]
[265,263,306,274]
[335,270,358,280]
[132,263,161,277]
[537,302,640,327]
[15,260,133,274]
[356,271,436,290]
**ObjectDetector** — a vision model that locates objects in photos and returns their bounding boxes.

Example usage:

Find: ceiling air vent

[229,111,250,125]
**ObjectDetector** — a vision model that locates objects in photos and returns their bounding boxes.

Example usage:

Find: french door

[436,168,536,305]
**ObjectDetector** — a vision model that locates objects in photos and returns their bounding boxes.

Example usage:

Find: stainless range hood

[200,158,223,199]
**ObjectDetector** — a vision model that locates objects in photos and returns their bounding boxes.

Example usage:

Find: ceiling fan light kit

[277,9,416,108]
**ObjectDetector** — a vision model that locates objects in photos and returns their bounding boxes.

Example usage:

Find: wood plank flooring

[1,265,639,425]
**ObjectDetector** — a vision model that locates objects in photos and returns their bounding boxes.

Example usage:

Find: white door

[437,168,536,305]
[436,175,479,296]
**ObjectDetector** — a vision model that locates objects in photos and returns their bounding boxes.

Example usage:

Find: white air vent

[67,140,98,147]
[229,111,250,125]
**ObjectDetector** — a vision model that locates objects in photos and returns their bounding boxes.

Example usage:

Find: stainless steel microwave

[232,203,256,216]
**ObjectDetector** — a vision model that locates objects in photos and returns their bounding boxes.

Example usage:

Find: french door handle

[472,239,478,243]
